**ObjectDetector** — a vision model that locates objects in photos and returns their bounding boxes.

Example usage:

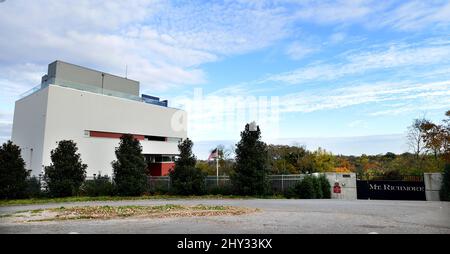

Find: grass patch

[0,194,286,206]
[5,204,256,222]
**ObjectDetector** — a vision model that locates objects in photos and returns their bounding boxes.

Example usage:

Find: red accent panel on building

[89,131,144,140]
[149,162,175,176]
[133,135,145,140]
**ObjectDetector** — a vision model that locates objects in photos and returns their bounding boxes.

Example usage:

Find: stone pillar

[324,173,357,200]
[424,173,443,201]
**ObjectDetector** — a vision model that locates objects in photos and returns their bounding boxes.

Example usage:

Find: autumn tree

[268,145,303,174]
[335,156,355,173]
[216,144,235,176]
[419,111,450,168]
[407,118,427,160]
[196,161,215,175]
[420,120,445,159]
[312,147,335,172]
[443,110,450,162]
[297,152,315,173]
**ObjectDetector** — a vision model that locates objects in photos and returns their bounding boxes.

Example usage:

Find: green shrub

[312,176,323,199]
[80,174,116,196]
[24,176,43,198]
[287,175,331,199]
[283,186,297,199]
[207,184,233,195]
[148,186,170,195]
[170,167,206,195]
[295,175,316,199]
[318,174,331,199]
[146,180,170,195]
[440,163,450,201]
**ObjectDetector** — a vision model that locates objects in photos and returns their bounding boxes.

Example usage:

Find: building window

[145,135,166,142]
[86,130,180,143]
[144,155,175,164]
[166,137,182,143]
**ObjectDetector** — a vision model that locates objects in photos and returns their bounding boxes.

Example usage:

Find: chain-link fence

[147,174,306,193]
[148,176,171,192]
[269,175,305,193]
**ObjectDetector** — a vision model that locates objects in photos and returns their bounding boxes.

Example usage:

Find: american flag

[208,148,219,161]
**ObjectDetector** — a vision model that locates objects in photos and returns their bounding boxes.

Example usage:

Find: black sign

[357,180,426,201]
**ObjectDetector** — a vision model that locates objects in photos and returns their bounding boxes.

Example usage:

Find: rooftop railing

[18,78,169,107]
[19,83,49,99]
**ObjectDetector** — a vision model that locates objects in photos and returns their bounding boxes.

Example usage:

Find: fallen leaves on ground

[1,204,258,222]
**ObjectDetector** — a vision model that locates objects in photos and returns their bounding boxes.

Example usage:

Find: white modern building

[12,61,187,177]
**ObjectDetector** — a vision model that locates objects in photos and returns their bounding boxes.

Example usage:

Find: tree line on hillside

[196,144,446,177]
[197,111,450,179]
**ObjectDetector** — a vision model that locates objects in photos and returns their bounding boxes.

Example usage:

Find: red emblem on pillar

[333,182,341,194]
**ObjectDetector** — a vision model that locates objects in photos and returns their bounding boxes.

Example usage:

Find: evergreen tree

[112,134,147,196]
[231,123,270,195]
[312,176,323,199]
[296,175,316,199]
[170,138,206,195]
[440,163,450,201]
[318,174,331,199]
[25,176,42,198]
[44,140,87,197]
[0,141,29,199]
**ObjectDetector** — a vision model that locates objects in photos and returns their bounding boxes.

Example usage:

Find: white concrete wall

[424,173,443,201]
[324,173,357,200]
[11,88,50,176]
[12,84,187,177]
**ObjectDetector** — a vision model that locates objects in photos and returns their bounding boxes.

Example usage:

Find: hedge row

[285,174,331,199]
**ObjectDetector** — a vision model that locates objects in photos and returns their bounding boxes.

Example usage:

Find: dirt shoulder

[0,204,257,223]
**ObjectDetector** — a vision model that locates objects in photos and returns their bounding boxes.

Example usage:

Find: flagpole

[216,146,219,187]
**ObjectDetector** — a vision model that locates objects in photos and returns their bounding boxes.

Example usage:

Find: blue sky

[1,0,449,159]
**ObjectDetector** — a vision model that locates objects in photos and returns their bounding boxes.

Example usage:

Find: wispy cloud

[368,0,450,31]
[292,0,377,24]
[280,81,450,113]
[1,0,449,93]
[347,120,367,128]
[1,0,450,144]
[263,39,450,85]
[285,42,318,60]
[289,0,450,31]
[0,0,296,92]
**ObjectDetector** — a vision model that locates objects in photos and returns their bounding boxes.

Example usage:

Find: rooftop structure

[21,60,169,108]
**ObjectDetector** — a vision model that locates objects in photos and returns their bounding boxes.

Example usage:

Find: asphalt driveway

[1,199,449,234]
